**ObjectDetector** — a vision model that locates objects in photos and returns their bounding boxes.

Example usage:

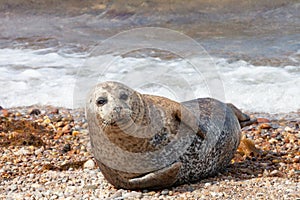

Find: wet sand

[0,106,299,199]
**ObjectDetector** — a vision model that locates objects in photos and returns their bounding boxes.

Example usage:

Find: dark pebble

[0,106,3,110]
[62,144,71,153]
[271,123,279,129]
[29,108,41,115]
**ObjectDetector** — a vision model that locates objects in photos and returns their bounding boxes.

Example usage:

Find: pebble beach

[0,106,299,200]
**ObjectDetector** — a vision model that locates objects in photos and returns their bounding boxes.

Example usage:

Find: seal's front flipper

[227,103,257,128]
[129,162,182,189]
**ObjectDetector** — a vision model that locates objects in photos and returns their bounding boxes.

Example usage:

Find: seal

[86,81,256,190]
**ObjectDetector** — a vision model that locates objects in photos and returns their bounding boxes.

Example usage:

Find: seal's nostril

[114,106,122,113]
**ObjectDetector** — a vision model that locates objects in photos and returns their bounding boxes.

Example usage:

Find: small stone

[72,130,80,137]
[56,121,64,127]
[15,147,30,156]
[82,123,88,129]
[10,184,18,192]
[84,159,95,169]
[272,159,280,163]
[110,190,123,199]
[80,145,86,151]
[256,193,264,197]
[62,125,71,134]
[1,109,9,117]
[292,156,299,163]
[43,118,51,124]
[204,182,211,187]
[62,144,71,153]
[147,191,156,196]
[35,147,44,155]
[15,112,22,117]
[84,185,98,190]
[284,126,293,132]
[161,189,169,195]
[210,192,223,197]
[31,183,41,188]
[269,138,278,144]
[260,123,272,129]
[51,108,59,114]
[257,118,270,123]
[270,170,284,177]
[29,108,41,115]
[123,191,142,199]
[49,194,59,200]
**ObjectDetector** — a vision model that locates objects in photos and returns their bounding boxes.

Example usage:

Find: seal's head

[86,81,144,126]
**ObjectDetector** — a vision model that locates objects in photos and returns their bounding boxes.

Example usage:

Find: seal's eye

[120,93,128,100]
[96,97,108,106]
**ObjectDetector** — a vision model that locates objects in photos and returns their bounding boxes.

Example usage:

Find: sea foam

[0,48,299,113]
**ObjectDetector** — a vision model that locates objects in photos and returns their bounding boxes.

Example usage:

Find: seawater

[0,46,299,113]
[0,1,299,113]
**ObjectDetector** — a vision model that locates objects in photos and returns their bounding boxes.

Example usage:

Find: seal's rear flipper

[227,103,257,128]
[129,162,182,189]
[239,118,257,128]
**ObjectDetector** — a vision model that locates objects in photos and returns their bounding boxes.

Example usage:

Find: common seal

[86,81,256,190]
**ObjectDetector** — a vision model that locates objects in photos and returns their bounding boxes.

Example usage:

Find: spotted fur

[86,81,255,190]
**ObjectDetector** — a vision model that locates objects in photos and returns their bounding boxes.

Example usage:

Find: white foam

[0,48,84,108]
[0,47,299,113]
[216,59,300,113]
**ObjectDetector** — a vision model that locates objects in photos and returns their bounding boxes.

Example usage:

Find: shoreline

[4,104,300,119]
[1,105,299,199]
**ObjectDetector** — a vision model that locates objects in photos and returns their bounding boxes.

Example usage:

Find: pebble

[161,189,169,195]
[29,108,41,115]
[270,170,284,177]
[15,147,30,156]
[109,190,123,199]
[62,144,71,153]
[122,191,142,199]
[260,123,272,129]
[62,125,71,134]
[257,118,270,123]
[72,130,80,137]
[35,147,44,155]
[1,109,9,117]
[51,108,59,114]
[284,126,293,132]
[204,182,211,187]
[210,192,223,197]
[84,159,96,169]
[56,121,64,127]
[10,184,18,192]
